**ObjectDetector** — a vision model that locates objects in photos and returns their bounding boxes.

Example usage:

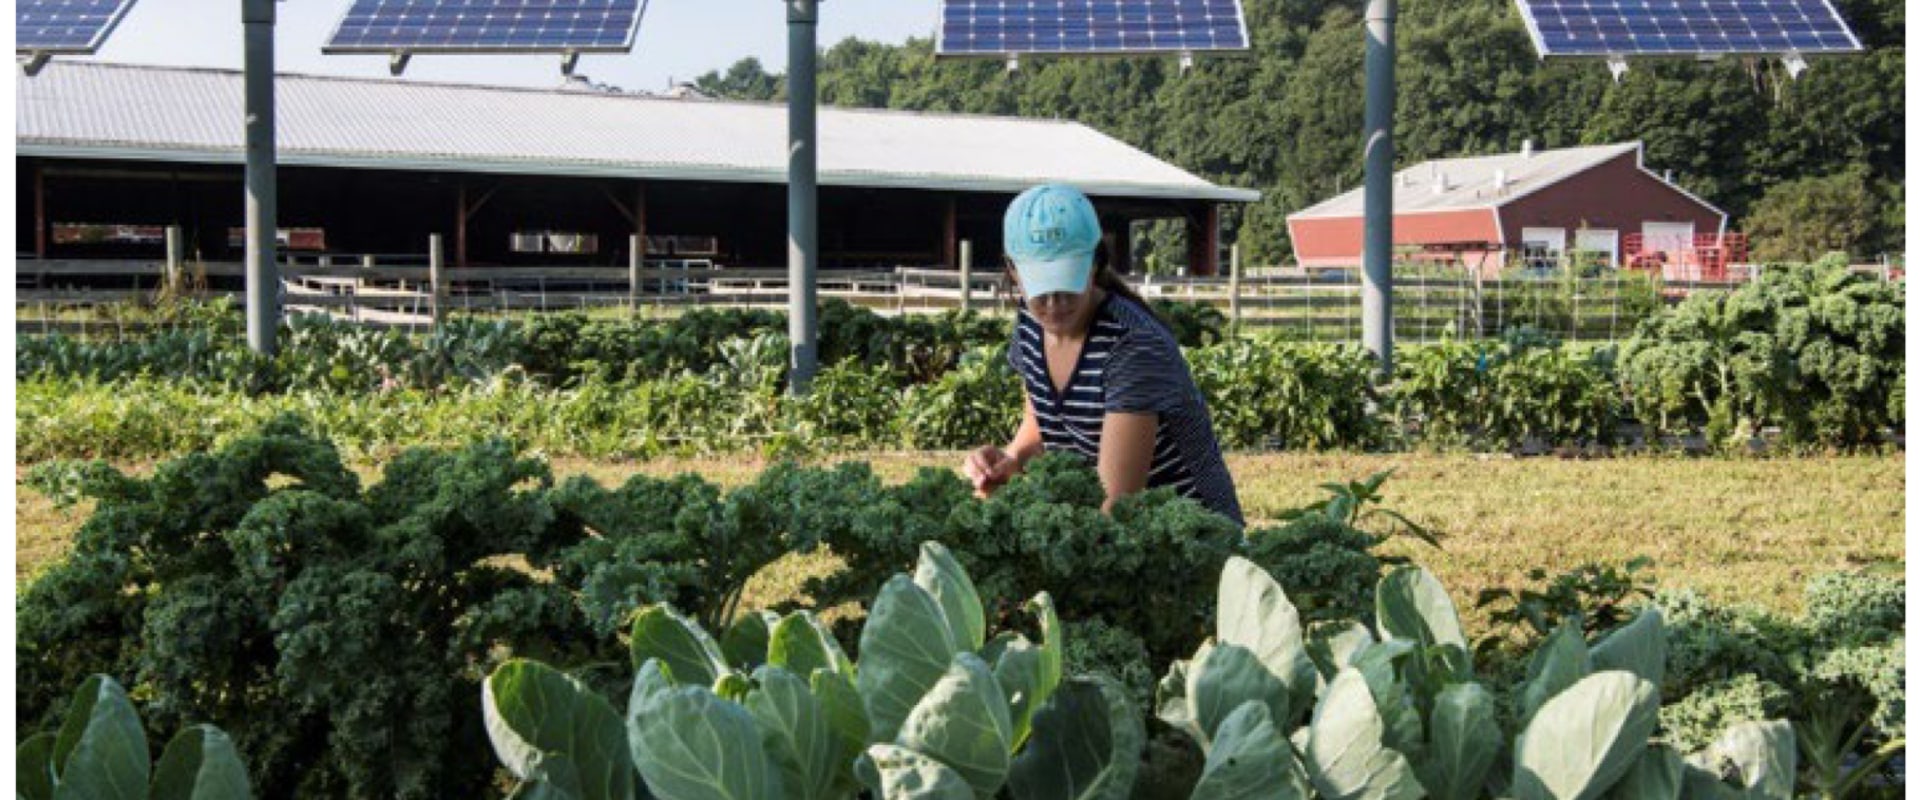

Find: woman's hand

[963,445,1021,498]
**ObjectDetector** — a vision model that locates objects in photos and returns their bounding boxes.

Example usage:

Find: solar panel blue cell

[17,0,136,53]
[325,0,645,53]
[936,0,1248,56]
[1516,0,1861,57]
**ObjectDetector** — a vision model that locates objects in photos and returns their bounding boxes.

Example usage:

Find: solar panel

[324,0,647,53]
[936,0,1249,57]
[17,0,137,54]
[1515,0,1863,57]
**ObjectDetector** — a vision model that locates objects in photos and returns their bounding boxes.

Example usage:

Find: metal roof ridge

[35,60,1097,129]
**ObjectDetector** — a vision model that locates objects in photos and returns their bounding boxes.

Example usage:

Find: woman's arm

[1006,392,1044,467]
[1097,411,1158,513]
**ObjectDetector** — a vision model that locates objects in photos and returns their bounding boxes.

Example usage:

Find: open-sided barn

[17,61,1255,276]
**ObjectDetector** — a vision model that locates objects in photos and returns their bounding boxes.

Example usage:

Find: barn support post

[1362,0,1397,374]
[455,184,468,268]
[165,226,184,292]
[242,0,279,355]
[959,238,973,313]
[628,234,642,316]
[786,0,821,395]
[942,196,958,268]
[1184,204,1220,276]
[429,233,444,326]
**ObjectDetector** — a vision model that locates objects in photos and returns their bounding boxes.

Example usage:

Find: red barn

[1286,141,1732,277]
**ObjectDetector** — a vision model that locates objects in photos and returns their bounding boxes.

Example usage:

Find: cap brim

[1013,254,1093,297]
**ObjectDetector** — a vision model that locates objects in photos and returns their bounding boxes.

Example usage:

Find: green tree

[693,57,783,101]
[1742,169,1880,262]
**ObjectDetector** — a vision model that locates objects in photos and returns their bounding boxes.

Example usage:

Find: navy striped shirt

[1008,293,1244,525]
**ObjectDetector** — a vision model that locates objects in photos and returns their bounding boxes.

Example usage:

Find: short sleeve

[1103,332,1185,414]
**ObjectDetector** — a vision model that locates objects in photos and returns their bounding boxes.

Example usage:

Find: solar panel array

[937,0,1249,57]
[1516,0,1863,57]
[325,0,646,53]
[17,0,137,54]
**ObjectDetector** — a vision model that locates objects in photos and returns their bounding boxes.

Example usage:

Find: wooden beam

[34,163,47,258]
[455,183,468,268]
[634,181,648,261]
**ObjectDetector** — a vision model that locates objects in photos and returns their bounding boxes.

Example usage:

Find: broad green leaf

[1008,676,1145,800]
[722,610,781,671]
[896,653,1014,798]
[1190,702,1312,800]
[858,575,960,743]
[1305,669,1426,800]
[811,669,870,762]
[630,604,730,689]
[1215,557,1318,727]
[1676,763,1744,800]
[865,744,974,800]
[626,661,781,800]
[768,611,853,679]
[483,659,635,800]
[1512,671,1659,800]
[746,667,842,800]
[1602,745,1682,800]
[913,542,986,652]
[1187,642,1289,750]
[990,634,1045,751]
[1308,622,1377,682]
[1693,720,1796,800]
[1027,592,1065,715]
[1376,567,1470,660]
[18,732,58,800]
[1154,659,1202,743]
[1414,683,1499,800]
[1521,622,1593,725]
[1588,609,1666,687]
[714,673,754,703]
[1347,641,1424,758]
[52,674,149,800]
[150,725,252,800]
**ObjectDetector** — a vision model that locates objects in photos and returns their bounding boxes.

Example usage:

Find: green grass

[17,451,1902,632]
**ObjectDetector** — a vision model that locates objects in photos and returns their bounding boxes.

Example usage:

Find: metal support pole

[1229,244,1242,331]
[243,0,278,353]
[786,0,820,394]
[1362,0,1396,374]
[429,233,444,326]
[959,239,973,313]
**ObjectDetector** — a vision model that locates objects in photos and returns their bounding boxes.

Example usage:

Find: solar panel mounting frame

[933,0,1254,60]
[16,0,140,55]
[1511,0,1865,60]
[321,0,649,56]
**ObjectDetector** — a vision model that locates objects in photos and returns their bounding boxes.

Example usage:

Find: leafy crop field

[19,450,1900,627]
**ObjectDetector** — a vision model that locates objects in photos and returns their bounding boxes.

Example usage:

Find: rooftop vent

[1522,139,1535,158]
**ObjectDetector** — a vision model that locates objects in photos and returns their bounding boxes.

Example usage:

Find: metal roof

[17,61,1259,203]
[1287,142,1666,219]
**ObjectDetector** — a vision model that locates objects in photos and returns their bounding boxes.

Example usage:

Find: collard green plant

[18,674,252,800]
[484,541,1144,800]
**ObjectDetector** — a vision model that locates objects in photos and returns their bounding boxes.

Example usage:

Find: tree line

[695,0,1904,266]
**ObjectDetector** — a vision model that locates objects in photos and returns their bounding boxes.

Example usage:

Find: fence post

[959,239,973,314]
[164,225,183,296]
[629,234,642,318]
[429,234,445,327]
[1228,244,1241,332]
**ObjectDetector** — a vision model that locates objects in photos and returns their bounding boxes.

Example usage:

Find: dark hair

[1003,241,1168,328]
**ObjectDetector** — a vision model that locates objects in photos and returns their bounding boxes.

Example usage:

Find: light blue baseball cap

[1004,184,1102,297]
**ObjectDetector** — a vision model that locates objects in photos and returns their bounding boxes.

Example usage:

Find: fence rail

[16,247,1797,342]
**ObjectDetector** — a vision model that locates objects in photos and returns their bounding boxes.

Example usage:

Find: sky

[66,0,938,92]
